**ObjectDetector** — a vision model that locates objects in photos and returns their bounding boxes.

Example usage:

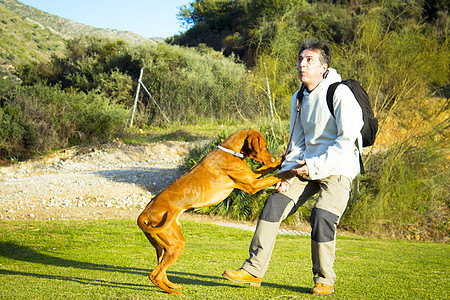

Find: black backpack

[326,79,378,173]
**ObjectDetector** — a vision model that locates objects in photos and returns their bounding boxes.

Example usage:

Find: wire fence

[132,74,275,127]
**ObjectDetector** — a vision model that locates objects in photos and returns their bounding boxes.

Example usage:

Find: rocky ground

[0,140,311,235]
[0,140,198,220]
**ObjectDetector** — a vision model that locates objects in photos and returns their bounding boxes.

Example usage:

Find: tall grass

[341,105,449,240]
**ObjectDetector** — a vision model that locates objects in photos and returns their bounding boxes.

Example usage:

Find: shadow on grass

[170,270,312,294]
[0,241,311,294]
[0,241,148,276]
[0,268,150,291]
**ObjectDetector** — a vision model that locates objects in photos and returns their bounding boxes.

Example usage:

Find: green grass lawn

[0,219,448,299]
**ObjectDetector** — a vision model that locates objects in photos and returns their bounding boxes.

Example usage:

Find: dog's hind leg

[144,232,165,264]
[149,225,185,294]
[149,263,176,294]
[145,233,182,290]
[163,274,182,290]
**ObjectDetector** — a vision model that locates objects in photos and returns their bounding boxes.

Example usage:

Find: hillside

[0,5,65,83]
[0,0,161,84]
[0,0,159,45]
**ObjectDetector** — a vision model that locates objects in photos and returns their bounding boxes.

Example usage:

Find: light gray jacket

[280,68,363,180]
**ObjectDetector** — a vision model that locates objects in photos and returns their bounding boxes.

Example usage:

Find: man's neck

[305,79,323,92]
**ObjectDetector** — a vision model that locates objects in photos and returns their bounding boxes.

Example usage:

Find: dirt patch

[0,140,198,221]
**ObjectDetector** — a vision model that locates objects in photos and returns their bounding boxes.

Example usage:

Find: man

[222,39,363,295]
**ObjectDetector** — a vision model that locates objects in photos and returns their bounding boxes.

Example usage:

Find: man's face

[297,49,327,90]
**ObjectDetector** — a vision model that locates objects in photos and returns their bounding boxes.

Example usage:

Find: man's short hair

[298,38,332,66]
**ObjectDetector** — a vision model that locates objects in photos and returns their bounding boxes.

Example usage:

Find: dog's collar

[217,145,246,159]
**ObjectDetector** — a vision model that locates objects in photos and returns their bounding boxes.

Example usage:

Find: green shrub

[71,92,129,143]
[0,84,130,159]
[0,103,26,159]
[16,36,138,102]
[16,37,266,128]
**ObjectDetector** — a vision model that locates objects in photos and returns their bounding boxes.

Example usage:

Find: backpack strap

[326,82,340,118]
[296,84,307,110]
[284,84,306,158]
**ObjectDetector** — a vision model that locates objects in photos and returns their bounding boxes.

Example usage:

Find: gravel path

[0,140,309,235]
[0,140,191,221]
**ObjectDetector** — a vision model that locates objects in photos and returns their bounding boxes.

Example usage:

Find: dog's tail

[137,209,182,234]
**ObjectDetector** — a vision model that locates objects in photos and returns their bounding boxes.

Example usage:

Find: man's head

[297,39,331,91]
[298,39,331,66]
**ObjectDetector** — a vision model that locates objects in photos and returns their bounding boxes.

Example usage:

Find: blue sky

[19,0,192,38]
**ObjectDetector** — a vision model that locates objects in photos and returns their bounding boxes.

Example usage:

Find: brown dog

[137,129,292,294]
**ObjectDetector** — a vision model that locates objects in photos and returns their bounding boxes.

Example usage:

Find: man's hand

[291,160,309,177]
[275,180,291,192]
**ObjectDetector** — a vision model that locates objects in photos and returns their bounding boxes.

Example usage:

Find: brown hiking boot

[222,268,262,287]
[311,283,334,295]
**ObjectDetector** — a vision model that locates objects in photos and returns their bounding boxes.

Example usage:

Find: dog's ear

[250,134,261,154]
[244,132,262,157]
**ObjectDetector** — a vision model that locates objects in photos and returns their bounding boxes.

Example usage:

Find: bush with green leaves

[174,0,366,65]
[16,36,138,101]
[0,102,26,159]
[0,83,129,160]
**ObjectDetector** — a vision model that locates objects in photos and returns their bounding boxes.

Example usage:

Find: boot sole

[222,273,261,287]
[312,289,334,295]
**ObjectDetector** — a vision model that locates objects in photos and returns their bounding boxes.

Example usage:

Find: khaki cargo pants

[241,175,352,286]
